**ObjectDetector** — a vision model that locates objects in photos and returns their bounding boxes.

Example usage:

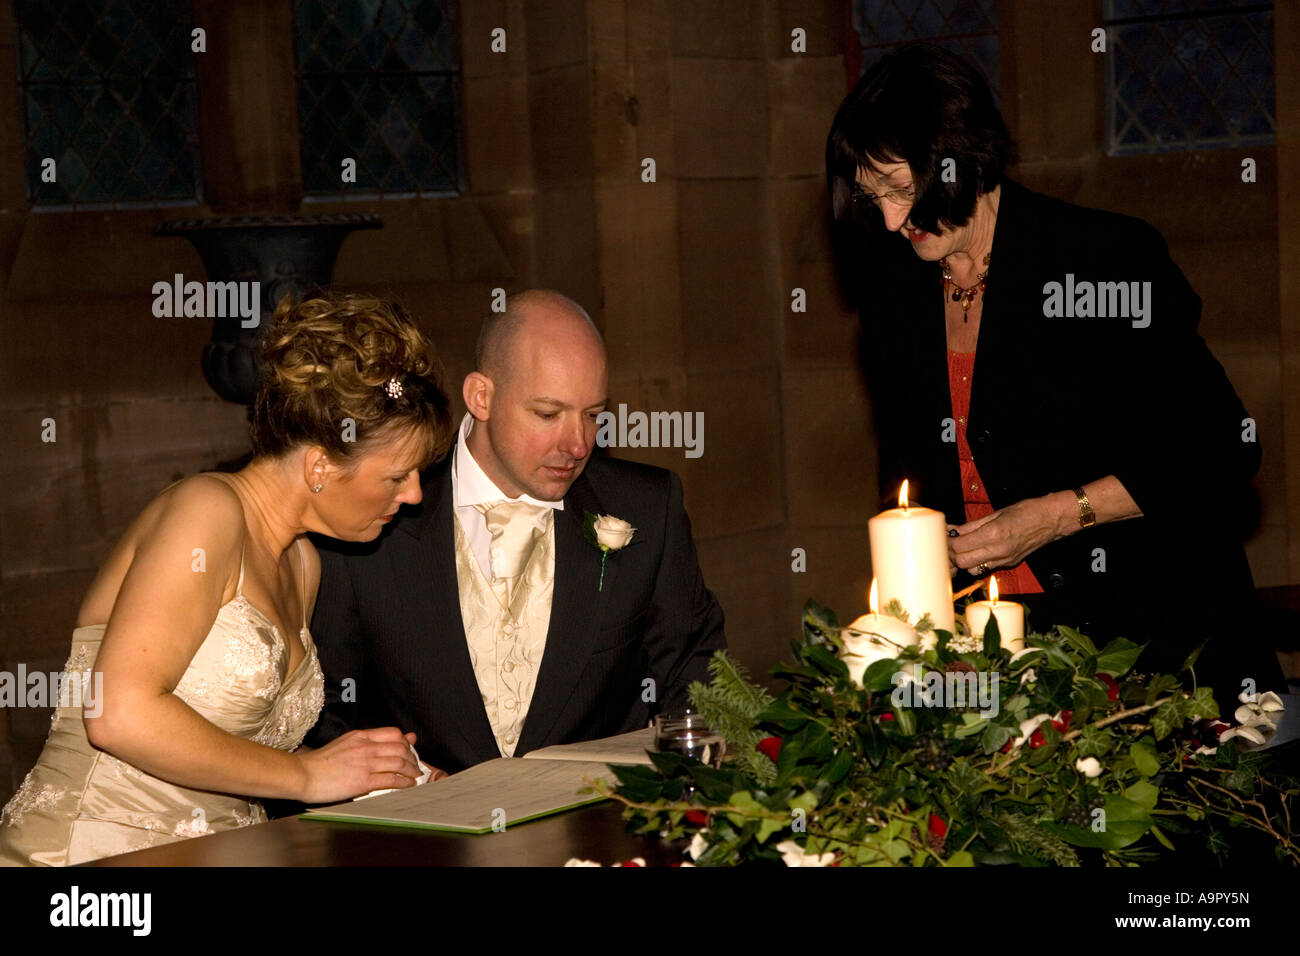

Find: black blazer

[305,452,726,773]
[858,179,1269,685]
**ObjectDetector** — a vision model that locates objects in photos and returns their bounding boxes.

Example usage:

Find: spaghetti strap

[235,541,246,597]
[295,538,306,630]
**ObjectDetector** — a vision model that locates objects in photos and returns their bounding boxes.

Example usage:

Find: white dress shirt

[451,413,564,582]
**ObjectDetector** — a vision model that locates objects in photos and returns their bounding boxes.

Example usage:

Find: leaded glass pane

[1105,1,1275,154]
[852,0,1000,100]
[294,0,462,197]
[15,0,201,207]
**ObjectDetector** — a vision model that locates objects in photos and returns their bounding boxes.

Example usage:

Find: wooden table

[85,799,680,867]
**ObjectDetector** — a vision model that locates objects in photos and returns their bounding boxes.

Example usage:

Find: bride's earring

[312,481,323,493]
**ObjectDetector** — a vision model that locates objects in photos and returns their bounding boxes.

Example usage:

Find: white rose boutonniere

[582,512,637,591]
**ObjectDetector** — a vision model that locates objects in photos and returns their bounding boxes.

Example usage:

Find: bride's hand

[296,728,428,803]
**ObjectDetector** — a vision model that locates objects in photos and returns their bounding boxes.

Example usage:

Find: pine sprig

[688,651,776,784]
[998,812,1080,867]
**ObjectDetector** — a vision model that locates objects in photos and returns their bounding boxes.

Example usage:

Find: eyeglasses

[852,184,915,209]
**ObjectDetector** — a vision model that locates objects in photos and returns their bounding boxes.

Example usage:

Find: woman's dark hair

[826,42,1014,235]
[250,292,454,470]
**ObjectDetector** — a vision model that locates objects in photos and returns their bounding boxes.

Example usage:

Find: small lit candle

[964,577,1025,653]
[841,579,919,687]
[867,481,956,634]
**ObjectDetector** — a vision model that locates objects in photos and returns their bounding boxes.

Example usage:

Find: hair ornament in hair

[385,377,404,399]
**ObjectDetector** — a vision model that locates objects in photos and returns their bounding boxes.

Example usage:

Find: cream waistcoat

[453,510,555,757]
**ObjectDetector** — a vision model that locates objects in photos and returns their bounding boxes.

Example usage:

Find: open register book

[300,727,656,833]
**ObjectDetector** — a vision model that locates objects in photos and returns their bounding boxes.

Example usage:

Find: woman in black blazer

[825,43,1280,705]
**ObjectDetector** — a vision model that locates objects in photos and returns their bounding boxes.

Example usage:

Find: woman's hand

[296,728,440,803]
[948,492,1072,573]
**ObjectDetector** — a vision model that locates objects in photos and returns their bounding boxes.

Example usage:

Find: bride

[0,292,453,866]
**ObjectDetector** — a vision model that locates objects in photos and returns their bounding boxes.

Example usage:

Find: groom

[306,290,726,774]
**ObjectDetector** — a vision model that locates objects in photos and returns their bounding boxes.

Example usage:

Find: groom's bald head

[475,289,603,384]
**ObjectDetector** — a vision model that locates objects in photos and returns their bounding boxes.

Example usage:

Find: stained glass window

[852,0,999,99]
[14,0,202,208]
[294,0,463,198]
[1105,0,1275,154]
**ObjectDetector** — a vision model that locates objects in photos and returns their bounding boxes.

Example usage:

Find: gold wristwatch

[1072,487,1096,528]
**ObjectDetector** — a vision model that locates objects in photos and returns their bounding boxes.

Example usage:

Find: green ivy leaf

[756,817,785,844]
[981,723,1013,756]
[1095,638,1143,677]
[1130,741,1160,777]
[1180,642,1206,674]
[803,641,849,678]
[954,714,990,739]
[863,658,904,693]
[892,702,917,737]
[757,698,811,730]
[1188,686,1219,721]
[1044,794,1153,850]
[822,747,854,783]
[862,716,887,768]
[1124,779,1159,810]
[1150,701,1180,742]
[1150,824,1176,851]
[1056,625,1098,657]
[982,614,1002,658]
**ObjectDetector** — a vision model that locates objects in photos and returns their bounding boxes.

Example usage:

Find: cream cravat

[475,500,548,603]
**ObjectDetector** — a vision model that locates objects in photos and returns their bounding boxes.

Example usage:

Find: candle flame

[898,480,909,511]
[989,576,999,604]
[869,578,879,615]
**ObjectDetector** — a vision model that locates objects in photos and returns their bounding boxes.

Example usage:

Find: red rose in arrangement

[1052,709,1073,732]
[1097,673,1119,701]
[684,810,710,827]
[1029,728,1046,749]
[756,737,782,762]
[879,712,895,722]
[928,814,948,838]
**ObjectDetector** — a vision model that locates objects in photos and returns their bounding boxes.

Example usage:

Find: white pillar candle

[841,580,918,687]
[964,577,1024,653]
[867,481,956,634]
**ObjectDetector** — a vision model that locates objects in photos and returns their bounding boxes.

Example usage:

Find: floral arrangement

[594,601,1298,867]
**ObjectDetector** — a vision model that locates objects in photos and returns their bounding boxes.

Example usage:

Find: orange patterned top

[948,349,1043,595]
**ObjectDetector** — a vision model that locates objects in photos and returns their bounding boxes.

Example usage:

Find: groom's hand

[296,726,426,803]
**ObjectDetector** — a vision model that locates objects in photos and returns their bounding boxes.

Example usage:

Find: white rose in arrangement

[688,833,708,861]
[1010,713,1053,749]
[1222,690,1287,746]
[775,840,836,867]
[1074,757,1103,778]
[593,514,636,550]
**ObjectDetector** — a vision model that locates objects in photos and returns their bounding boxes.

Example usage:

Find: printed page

[521,727,656,765]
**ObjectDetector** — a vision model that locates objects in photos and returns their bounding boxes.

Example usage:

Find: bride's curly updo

[251,293,453,469]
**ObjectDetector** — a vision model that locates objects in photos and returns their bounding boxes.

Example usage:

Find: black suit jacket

[305,452,726,773]
[858,178,1274,690]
